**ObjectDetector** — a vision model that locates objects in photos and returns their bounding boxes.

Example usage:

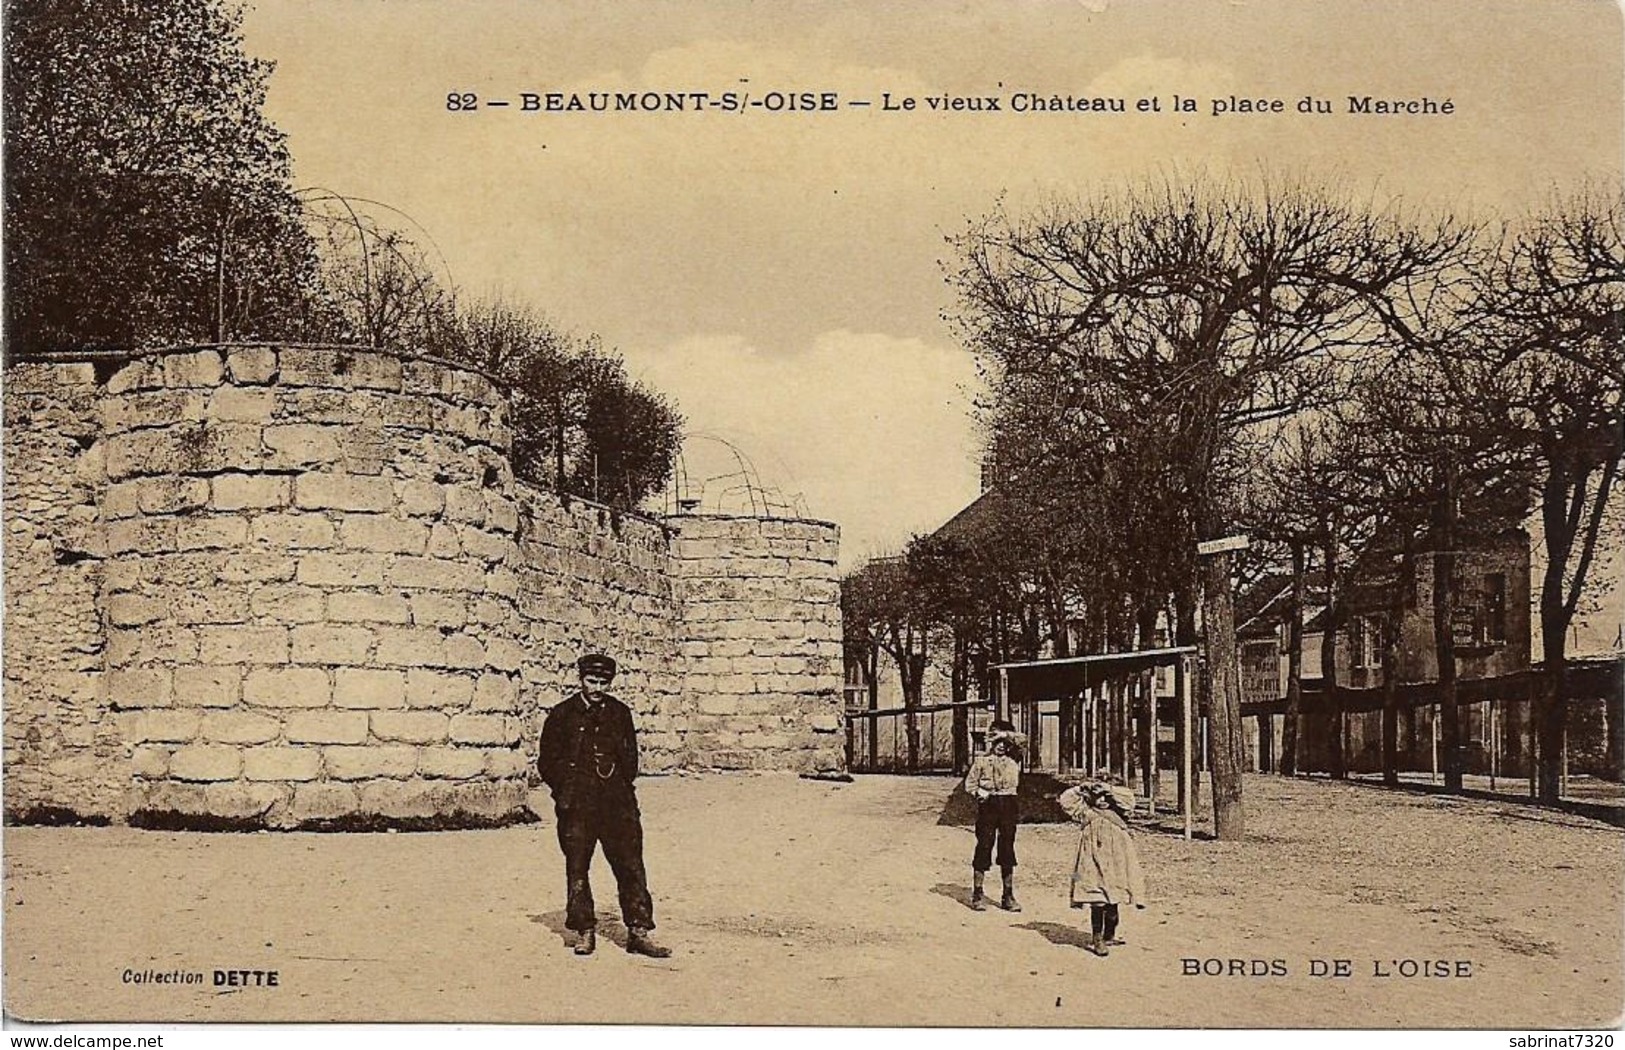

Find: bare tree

[1473,189,1625,803]
[949,176,1471,838]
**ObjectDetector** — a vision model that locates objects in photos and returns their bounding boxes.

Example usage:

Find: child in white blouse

[963,720,1024,911]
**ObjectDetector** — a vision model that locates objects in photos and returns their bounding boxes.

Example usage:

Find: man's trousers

[556,795,655,933]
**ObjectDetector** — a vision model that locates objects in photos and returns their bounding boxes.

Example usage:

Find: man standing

[537,653,671,958]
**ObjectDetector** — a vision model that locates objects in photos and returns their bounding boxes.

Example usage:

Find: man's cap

[577,653,617,678]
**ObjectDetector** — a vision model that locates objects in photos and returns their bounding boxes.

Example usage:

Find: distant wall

[2,346,844,828]
[668,515,844,772]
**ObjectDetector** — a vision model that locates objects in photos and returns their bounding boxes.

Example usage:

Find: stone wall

[2,345,845,828]
[509,488,684,770]
[2,363,119,820]
[669,515,844,772]
[93,346,529,827]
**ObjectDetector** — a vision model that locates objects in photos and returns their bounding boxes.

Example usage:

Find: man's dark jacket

[537,691,640,811]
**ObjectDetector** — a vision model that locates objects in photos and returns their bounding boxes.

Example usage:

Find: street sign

[1197,535,1250,556]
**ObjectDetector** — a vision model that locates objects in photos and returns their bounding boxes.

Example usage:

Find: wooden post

[1146,668,1159,815]
[1431,707,1440,785]
[1489,699,1499,792]
[1561,720,1570,799]
[997,667,1010,723]
[1528,693,1538,799]
[1181,656,1193,841]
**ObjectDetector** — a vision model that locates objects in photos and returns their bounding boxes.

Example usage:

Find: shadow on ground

[930,881,978,910]
[1015,920,1093,949]
[528,909,630,951]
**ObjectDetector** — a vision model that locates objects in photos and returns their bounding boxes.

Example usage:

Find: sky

[241,0,1623,567]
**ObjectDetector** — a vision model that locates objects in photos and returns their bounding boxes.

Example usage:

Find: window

[1481,573,1507,643]
[1351,616,1380,669]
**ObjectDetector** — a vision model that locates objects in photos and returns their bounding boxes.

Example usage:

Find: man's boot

[970,870,987,911]
[573,929,596,956]
[626,927,672,958]
[1000,871,1021,912]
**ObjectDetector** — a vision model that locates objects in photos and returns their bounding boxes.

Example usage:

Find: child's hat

[986,721,1026,750]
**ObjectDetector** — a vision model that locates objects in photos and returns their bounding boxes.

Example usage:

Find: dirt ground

[2,772,1621,1027]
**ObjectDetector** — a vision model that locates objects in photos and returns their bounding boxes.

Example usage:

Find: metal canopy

[994,645,1198,703]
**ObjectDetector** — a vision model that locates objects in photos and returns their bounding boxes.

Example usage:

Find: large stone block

[248,584,327,623]
[101,481,143,520]
[106,519,178,556]
[356,779,438,819]
[132,746,170,778]
[339,515,428,556]
[162,349,224,388]
[125,710,202,743]
[208,387,276,424]
[250,513,335,549]
[217,553,297,584]
[394,480,444,517]
[277,348,344,386]
[180,424,266,474]
[405,669,474,709]
[442,490,484,529]
[243,666,329,707]
[441,634,486,670]
[484,749,529,778]
[284,710,368,745]
[201,711,280,745]
[134,476,210,515]
[297,553,385,588]
[105,668,173,708]
[211,475,291,512]
[170,588,251,627]
[482,568,520,600]
[294,473,394,513]
[698,695,740,716]
[376,628,447,668]
[168,745,241,782]
[201,782,287,822]
[371,710,450,744]
[326,745,417,780]
[290,625,374,665]
[457,526,512,563]
[346,351,404,391]
[387,557,483,591]
[470,673,519,712]
[225,347,278,385]
[426,523,462,558]
[291,781,361,822]
[176,516,250,552]
[409,593,467,628]
[327,591,411,624]
[449,714,516,746]
[242,746,322,782]
[263,424,342,469]
[107,625,200,666]
[417,746,486,779]
[333,668,407,709]
[200,626,291,665]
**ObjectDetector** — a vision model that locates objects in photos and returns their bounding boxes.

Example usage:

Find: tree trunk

[1281,540,1305,777]
[1381,548,1415,787]
[1202,549,1246,840]
[1539,617,1570,803]
[1323,527,1345,780]
[1431,469,1463,793]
